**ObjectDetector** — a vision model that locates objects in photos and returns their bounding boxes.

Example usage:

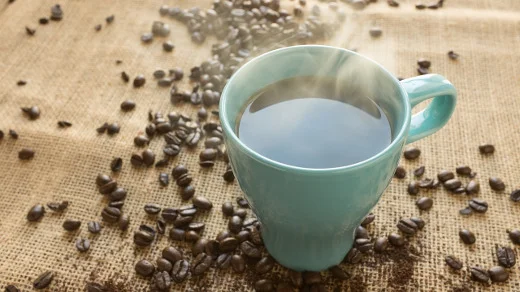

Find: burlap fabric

[1,0,519,291]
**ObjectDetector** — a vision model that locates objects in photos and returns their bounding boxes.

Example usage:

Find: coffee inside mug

[222,46,406,169]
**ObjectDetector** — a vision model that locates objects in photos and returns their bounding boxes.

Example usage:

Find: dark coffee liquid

[237,76,392,169]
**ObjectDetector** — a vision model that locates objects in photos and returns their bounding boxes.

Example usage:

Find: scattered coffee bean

[389,233,405,247]
[87,221,101,234]
[142,149,155,166]
[445,255,463,270]
[468,198,488,213]
[369,27,382,38]
[387,0,399,7]
[240,241,261,258]
[489,177,505,191]
[236,197,249,208]
[106,123,120,135]
[355,226,369,239]
[179,205,197,216]
[415,3,426,9]
[134,229,155,246]
[155,158,168,168]
[141,33,153,43]
[345,247,362,264]
[413,166,425,177]
[374,237,389,253]
[417,58,431,69]
[76,238,90,252]
[488,266,509,283]
[397,219,418,235]
[417,67,429,75]
[99,180,117,194]
[172,260,189,283]
[496,246,515,268]
[403,147,421,159]
[133,74,146,88]
[223,166,235,182]
[161,208,177,222]
[109,200,124,209]
[101,207,121,223]
[416,197,433,210]
[18,148,35,160]
[479,144,495,154]
[407,181,420,195]
[63,219,81,231]
[418,178,434,188]
[9,129,18,139]
[153,69,166,79]
[27,204,45,221]
[94,24,102,31]
[234,208,247,219]
[39,18,49,25]
[356,238,373,253]
[57,120,72,128]
[156,219,166,235]
[192,253,212,275]
[144,203,161,215]
[188,222,205,232]
[192,238,208,257]
[105,14,114,24]
[228,216,243,234]
[156,258,173,273]
[33,271,53,289]
[448,50,460,60]
[50,4,63,21]
[118,214,130,231]
[17,80,27,86]
[108,187,127,201]
[169,228,185,241]
[470,266,489,283]
[96,174,112,187]
[163,40,175,52]
[361,213,375,226]
[110,157,122,172]
[130,154,144,167]
[47,201,68,212]
[510,189,520,202]
[120,100,136,111]
[459,229,476,244]
[121,71,130,83]
[444,178,462,191]
[254,279,274,292]
[172,165,188,179]
[96,123,108,134]
[394,166,406,178]
[135,260,155,277]
[158,173,169,186]
[25,26,36,36]
[222,202,234,217]
[410,217,425,229]
[466,180,480,195]
[456,165,472,176]
[256,256,274,274]
[459,207,472,215]
[200,148,218,161]
[193,196,213,210]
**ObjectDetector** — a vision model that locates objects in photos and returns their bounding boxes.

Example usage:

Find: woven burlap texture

[1,0,520,291]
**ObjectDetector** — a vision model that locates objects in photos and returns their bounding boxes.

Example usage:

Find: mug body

[220,45,411,271]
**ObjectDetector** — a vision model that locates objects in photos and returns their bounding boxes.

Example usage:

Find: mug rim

[219,45,410,173]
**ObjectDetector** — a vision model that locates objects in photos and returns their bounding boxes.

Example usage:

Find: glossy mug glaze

[219,45,456,271]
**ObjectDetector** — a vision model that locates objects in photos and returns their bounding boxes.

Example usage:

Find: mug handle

[400,74,457,144]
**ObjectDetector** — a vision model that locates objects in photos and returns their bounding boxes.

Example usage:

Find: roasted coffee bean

[142,149,155,166]
[479,144,495,154]
[374,237,389,253]
[215,253,232,269]
[254,279,273,292]
[18,148,35,160]
[121,71,130,83]
[39,17,49,24]
[157,258,173,273]
[448,50,460,60]
[466,180,480,195]
[369,27,382,37]
[437,170,455,182]
[470,266,489,283]
[105,14,114,24]
[109,200,124,209]
[156,219,166,235]
[158,78,173,87]
[459,207,472,215]
[57,120,72,128]
[456,165,472,176]
[417,67,429,75]
[144,203,161,215]
[192,238,209,257]
[159,173,169,186]
[413,166,425,177]
[180,185,195,200]
[63,219,81,231]
[289,270,303,287]
[205,137,222,149]
[355,226,369,239]
[133,74,146,87]
[510,189,520,202]
[173,215,193,227]
[162,246,182,264]
[453,187,466,194]
[204,239,220,257]
[468,198,488,213]
[76,238,90,252]
[161,208,177,222]
[223,167,235,182]
[216,230,232,242]
[101,207,121,223]
[9,129,18,139]
[120,100,136,111]
[255,256,274,274]
[459,229,476,244]
[33,271,53,289]
[355,238,373,253]
[96,123,108,134]
[155,158,169,168]
[397,219,418,235]
[179,205,197,216]
[185,230,200,242]
[418,178,434,189]
[153,69,166,79]
[236,230,250,243]
[88,221,102,234]
[417,58,431,69]
[188,222,204,232]
[416,197,433,210]
[192,253,212,275]
[249,227,263,246]
[410,217,425,229]
[361,213,375,226]
[145,124,156,136]
[27,204,45,221]
[222,202,234,216]
[445,255,463,270]
[50,3,63,20]
[193,196,213,210]
[172,260,189,283]
[163,41,175,52]
[153,271,172,291]
[170,67,184,80]
[228,216,243,234]
[389,233,405,247]
[106,123,120,135]
[156,122,173,134]
[108,187,126,201]
[496,246,516,268]
[197,107,208,120]
[110,157,122,172]
[47,201,68,212]
[488,266,509,283]
[403,147,420,160]
[236,197,249,208]
[96,174,112,187]
[345,247,362,264]
[234,208,247,219]
[240,241,261,258]
[219,237,239,253]
[408,181,420,195]
[99,180,118,194]
[172,165,188,179]
[444,178,462,191]
[489,177,505,191]
[21,106,41,120]
[163,145,180,157]
[394,166,406,178]
[134,230,155,246]
[199,148,218,161]
[329,265,350,280]
[231,255,246,273]
[303,271,322,285]
[119,214,130,231]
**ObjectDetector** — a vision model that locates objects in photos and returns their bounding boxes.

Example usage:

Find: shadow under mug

[219,45,456,271]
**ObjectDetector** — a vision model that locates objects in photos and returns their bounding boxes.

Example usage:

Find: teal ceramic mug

[219,45,456,271]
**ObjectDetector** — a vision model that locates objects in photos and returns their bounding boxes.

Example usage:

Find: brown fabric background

[1,0,519,291]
